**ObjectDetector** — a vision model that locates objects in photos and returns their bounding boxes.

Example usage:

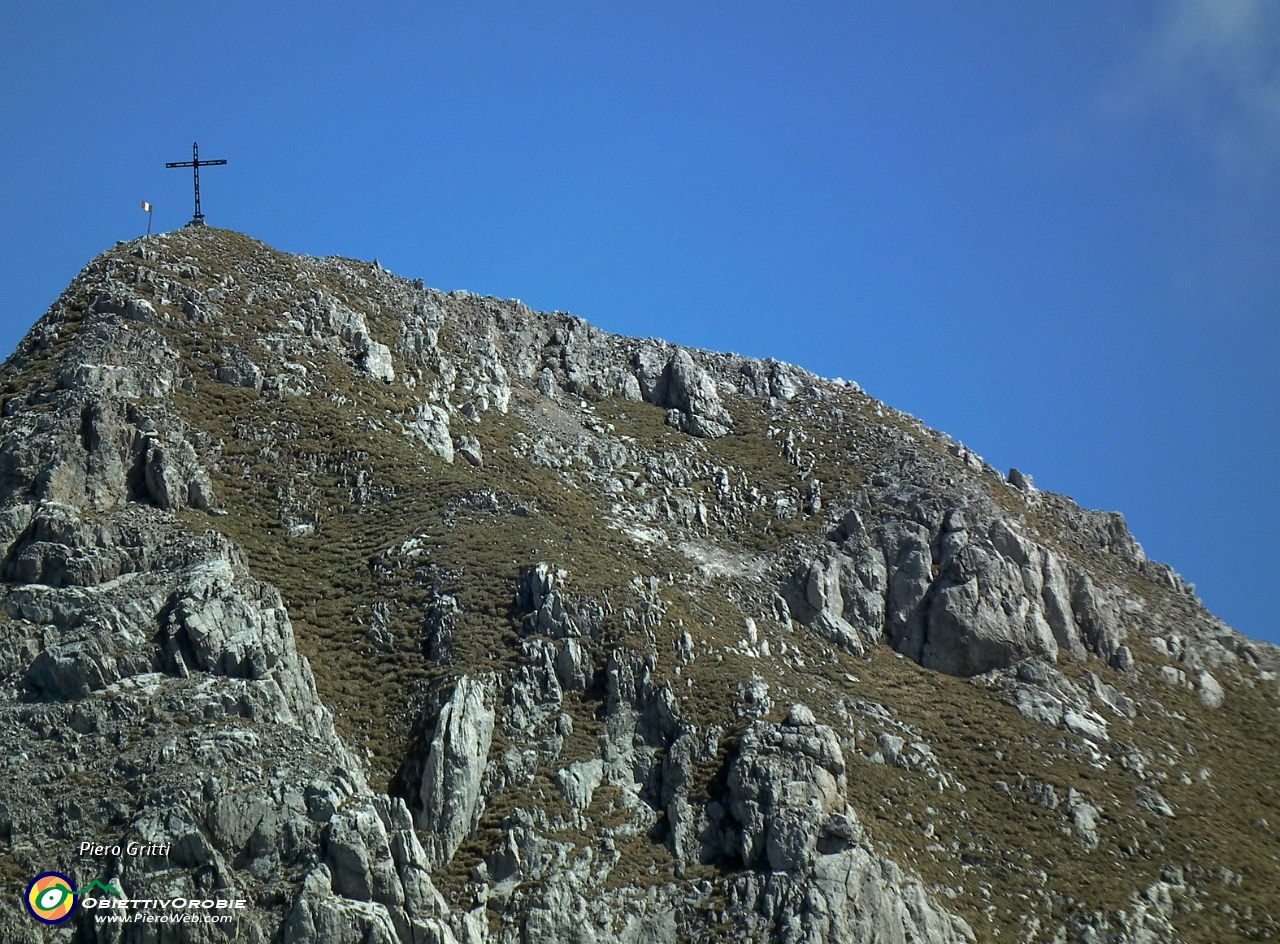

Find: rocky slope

[0,227,1276,943]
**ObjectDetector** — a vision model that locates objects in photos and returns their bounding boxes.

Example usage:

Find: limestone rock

[805,846,975,944]
[422,593,459,662]
[783,526,887,654]
[216,357,265,390]
[556,758,604,810]
[661,728,699,867]
[725,706,847,872]
[976,659,1110,743]
[1135,785,1175,818]
[0,225,1271,944]
[282,866,402,944]
[654,349,733,439]
[367,601,396,652]
[515,562,591,637]
[877,732,905,767]
[455,434,483,467]
[416,676,495,868]
[301,290,395,383]
[144,436,216,511]
[1007,468,1035,492]
[802,556,865,654]
[1068,790,1100,848]
[507,639,563,733]
[167,561,289,678]
[918,518,1061,676]
[815,493,1135,678]
[1197,670,1224,708]
[359,338,395,383]
[713,707,972,942]
[554,637,594,691]
[405,405,454,463]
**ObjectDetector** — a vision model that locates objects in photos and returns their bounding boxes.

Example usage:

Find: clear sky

[1,2,1277,646]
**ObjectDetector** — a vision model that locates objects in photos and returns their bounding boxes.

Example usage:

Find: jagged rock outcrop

[702,704,974,943]
[284,796,459,944]
[722,704,850,871]
[0,228,1274,944]
[784,488,1138,678]
[647,348,734,439]
[299,290,395,383]
[422,592,459,662]
[415,676,495,868]
[554,637,593,692]
[404,404,455,463]
[0,393,216,515]
[514,562,601,639]
[784,553,876,654]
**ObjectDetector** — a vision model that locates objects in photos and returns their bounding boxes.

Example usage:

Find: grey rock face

[923,540,1060,676]
[144,436,217,511]
[712,707,973,943]
[515,562,596,638]
[0,433,376,944]
[455,433,483,467]
[415,676,495,868]
[289,796,456,944]
[507,639,564,734]
[1027,780,1059,810]
[782,512,886,653]
[803,847,975,944]
[1135,785,1175,818]
[0,392,216,515]
[422,592,459,662]
[168,561,287,676]
[216,357,265,390]
[282,865,403,944]
[801,555,866,654]
[1068,789,1101,848]
[367,600,397,652]
[300,289,396,383]
[555,637,594,691]
[359,338,395,383]
[787,489,1145,680]
[515,561,560,613]
[661,728,700,868]
[656,349,734,439]
[975,658,1112,744]
[1,229,1272,944]
[405,404,454,463]
[1197,669,1224,708]
[725,707,848,872]
[1007,468,1035,492]
[54,311,178,398]
[1071,571,1125,665]
[877,732,906,767]
[557,759,605,810]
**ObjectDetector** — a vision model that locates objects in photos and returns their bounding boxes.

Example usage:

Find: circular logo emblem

[25,872,77,924]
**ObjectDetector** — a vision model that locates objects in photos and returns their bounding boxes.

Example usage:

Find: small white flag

[141,201,152,212]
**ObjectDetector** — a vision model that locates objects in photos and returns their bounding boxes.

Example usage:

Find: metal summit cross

[165,141,227,226]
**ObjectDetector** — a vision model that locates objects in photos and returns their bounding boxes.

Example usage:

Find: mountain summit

[0,228,1276,943]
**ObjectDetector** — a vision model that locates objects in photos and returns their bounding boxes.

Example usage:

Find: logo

[25,872,77,924]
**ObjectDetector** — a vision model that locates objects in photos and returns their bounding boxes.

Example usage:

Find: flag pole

[141,200,153,237]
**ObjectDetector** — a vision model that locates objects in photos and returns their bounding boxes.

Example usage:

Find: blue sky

[1,2,1277,646]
